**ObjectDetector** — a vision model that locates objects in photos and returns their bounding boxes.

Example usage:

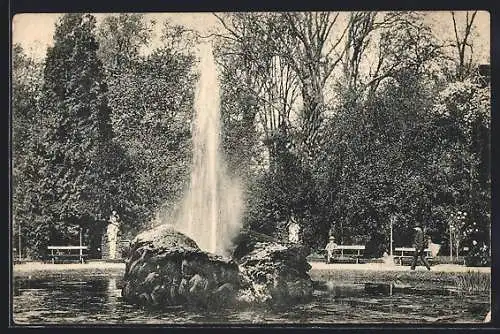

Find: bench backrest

[48,246,88,250]
[336,245,365,250]
[394,247,432,257]
[394,247,430,252]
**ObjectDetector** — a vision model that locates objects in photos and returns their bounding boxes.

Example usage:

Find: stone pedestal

[101,233,129,260]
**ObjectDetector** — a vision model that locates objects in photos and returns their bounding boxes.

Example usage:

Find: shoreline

[308,262,491,285]
[12,260,490,276]
[12,261,126,277]
[309,261,491,273]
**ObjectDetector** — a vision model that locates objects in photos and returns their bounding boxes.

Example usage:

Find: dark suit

[411,227,431,270]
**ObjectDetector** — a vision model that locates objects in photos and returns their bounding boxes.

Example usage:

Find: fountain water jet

[121,43,313,309]
[175,42,243,256]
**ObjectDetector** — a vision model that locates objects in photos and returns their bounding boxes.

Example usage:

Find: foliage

[12,12,490,258]
[11,44,45,256]
[99,17,197,230]
[432,78,490,255]
[13,14,138,255]
[97,13,153,71]
[104,48,196,229]
[213,11,490,255]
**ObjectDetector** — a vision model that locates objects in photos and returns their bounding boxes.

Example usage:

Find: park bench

[326,245,365,264]
[393,247,432,265]
[47,246,88,264]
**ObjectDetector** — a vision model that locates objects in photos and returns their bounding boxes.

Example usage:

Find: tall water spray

[175,43,243,256]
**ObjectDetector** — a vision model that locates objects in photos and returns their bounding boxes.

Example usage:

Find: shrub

[464,255,491,267]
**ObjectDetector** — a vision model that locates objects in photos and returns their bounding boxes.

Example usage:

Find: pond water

[12,273,489,325]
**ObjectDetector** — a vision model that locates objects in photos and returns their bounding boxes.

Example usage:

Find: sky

[12,13,219,59]
[12,11,490,63]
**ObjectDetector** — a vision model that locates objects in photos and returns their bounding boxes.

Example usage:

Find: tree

[309,12,448,253]
[97,13,153,71]
[11,44,45,257]
[100,17,198,227]
[27,13,134,254]
[214,12,349,163]
[450,11,478,81]
[433,76,490,255]
[214,13,349,247]
[214,13,298,168]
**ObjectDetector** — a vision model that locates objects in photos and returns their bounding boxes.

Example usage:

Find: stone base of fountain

[121,225,314,308]
[121,225,240,308]
[236,241,314,305]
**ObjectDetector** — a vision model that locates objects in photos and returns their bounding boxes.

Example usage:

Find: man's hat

[414,222,422,228]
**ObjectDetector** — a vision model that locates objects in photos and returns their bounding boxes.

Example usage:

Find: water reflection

[363,282,458,297]
[12,274,489,324]
[364,283,393,295]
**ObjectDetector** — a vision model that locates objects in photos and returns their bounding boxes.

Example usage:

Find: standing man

[411,222,431,271]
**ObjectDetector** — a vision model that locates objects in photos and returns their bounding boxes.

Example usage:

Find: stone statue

[287,216,301,244]
[107,210,121,260]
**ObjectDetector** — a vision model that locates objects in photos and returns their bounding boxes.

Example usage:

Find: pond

[12,272,489,325]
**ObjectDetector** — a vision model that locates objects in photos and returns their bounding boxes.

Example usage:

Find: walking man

[411,222,431,271]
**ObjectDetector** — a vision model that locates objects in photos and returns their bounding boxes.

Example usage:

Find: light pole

[79,227,83,264]
[18,223,21,262]
[449,219,453,261]
[488,213,491,257]
[390,216,394,256]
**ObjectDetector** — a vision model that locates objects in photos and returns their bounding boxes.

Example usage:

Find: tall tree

[99,17,197,226]
[451,11,478,81]
[277,12,348,159]
[215,12,348,163]
[97,13,153,71]
[30,13,133,253]
[314,12,448,254]
[11,44,45,257]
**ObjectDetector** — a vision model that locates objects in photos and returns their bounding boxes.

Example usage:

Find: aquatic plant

[453,270,490,294]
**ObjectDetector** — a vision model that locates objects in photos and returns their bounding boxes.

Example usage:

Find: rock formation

[121,225,314,308]
[236,241,314,305]
[121,224,240,308]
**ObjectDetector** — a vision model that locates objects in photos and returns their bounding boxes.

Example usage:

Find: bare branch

[213,13,241,40]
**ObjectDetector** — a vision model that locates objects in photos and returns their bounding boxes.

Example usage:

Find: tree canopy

[12,12,490,260]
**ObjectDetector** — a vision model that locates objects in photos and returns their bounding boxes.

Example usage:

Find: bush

[466,243,491,267]
[464,255,491,267]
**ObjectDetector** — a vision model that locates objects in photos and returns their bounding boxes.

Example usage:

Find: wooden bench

[393,247,432,265]
[47,246,88,264]
[326,245,365,264]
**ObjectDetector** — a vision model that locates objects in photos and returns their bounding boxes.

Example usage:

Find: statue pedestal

[101,226,125,260]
